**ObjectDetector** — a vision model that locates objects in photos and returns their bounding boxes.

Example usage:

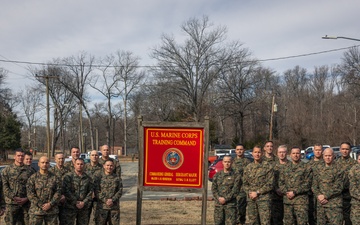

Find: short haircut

[24,151,33,157]
[235,144,245,148]
[223,155,232,161]
[291,146,301,152]
[75,158,85,163]
[314,143,322,147]
[264,141,273,146]
[71,146,80,151]
[340,142,351,147]
[15,148,24,154]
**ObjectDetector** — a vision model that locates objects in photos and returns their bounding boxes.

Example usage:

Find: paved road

[121,161,212,201]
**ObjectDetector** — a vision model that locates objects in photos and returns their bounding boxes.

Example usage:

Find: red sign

[143,127,204,188]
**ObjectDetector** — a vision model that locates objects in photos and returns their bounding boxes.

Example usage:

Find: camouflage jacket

[312,162,343,208]
[63,172,93,209]
[49,165,70,180]
[26,172,61,215]
[212,169,241,206]
[273,160,290,200]
[231,157,251,198]
[279,161,312,205]
[98,157,121,178]
[1,163,35,204]
[243,160,274,202]
[94,171,123,210]
[261,155,277,167]
[349,164,360,205]
[0,176,5,208]
[64,160,75,172]
[84,162,103,180]
[336,156,356,199]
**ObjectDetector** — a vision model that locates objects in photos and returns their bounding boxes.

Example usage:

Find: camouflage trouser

[246,200,270,225]
[61,207,91,225]
[58,205,65,225]
[236,196,247,225]
[23,202,30,225]
[95,208,120,225]
[317,206,343,225]
[29,214,58,225]
[214,204,237,225]
[271,199,284,225]
[308,194,317,225]
[350,203,360,224]
[283,204,308,225]
[343,198,352,225]
[88,201,97,225]
[4,204,25,225]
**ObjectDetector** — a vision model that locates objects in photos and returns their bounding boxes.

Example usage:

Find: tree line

[1,16,360,156]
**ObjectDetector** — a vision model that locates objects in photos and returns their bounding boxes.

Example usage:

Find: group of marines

[212,141,360,225]
[0,145,123,225]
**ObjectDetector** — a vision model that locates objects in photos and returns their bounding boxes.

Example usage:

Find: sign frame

[136,116,209,225]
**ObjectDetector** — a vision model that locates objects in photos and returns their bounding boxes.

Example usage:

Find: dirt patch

[120,200,215,225]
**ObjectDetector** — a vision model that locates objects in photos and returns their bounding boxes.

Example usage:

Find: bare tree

[17,85,43,149]
[114,50,145,156]
[151,15,231,122]
[58,52,95,152]
[90,54,121,147]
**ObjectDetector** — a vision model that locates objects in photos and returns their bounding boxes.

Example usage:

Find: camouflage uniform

[243,161,274,225]
[306,158,323,225]
[98,157,121,178]
[26,171,62,225]
[336,156,357,225]
[49,165,70,225]
[85,162,103,225]
[279,161,312,225]
[1,163,35,225]
[312,162,343,225]
[62,171,93,225]
[271,160,290,225]
[231,157,251,225]
[64,160,76,172]
[212,169,241,225]
[94,171,123,225]
[349,164,360,224]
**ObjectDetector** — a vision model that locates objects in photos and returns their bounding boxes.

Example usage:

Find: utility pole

[36,74,57,158]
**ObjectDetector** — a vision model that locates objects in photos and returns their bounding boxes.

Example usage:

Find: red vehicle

[208,154,253,181]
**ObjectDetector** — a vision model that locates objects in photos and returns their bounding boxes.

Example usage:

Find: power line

[0,45,359,68]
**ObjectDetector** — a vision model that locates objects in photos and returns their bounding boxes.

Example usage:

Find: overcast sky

[1,0,360,95]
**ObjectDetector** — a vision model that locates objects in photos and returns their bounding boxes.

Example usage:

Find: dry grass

[120,200,215,225]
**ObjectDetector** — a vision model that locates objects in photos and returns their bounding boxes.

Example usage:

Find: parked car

[208,154,253,181]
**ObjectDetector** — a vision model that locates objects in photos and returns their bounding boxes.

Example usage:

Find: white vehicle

[214,149,235,157]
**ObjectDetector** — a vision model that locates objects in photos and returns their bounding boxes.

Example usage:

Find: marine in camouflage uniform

[279,147,312,225]
[64,147,81,172]
[2,149,35,225]
[243,146,274,225]
[26,156,61,225]
[212,155,241,225]
[23,151,37,225]
[348,155,360,224]
[231,145,251,225]
[272,145,290,225]
[62,158,93,225]
[49,153,70,225]
[336,142,357,225]
[306,143,324,225]
[312,148,343,225]
[0,174,5,216]
[94,159,123,225]
[85,150,103,225]
[98,145,121,178]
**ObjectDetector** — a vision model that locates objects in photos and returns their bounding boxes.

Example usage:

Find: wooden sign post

[136,116,209,225]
